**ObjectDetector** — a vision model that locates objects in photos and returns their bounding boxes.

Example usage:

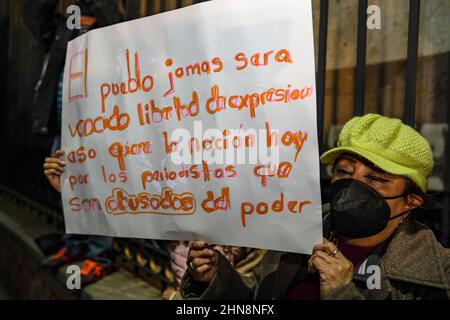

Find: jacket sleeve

[22,0,59,51]
[180,251,257,300]
[321,282,366,300]
[437,243,450,299]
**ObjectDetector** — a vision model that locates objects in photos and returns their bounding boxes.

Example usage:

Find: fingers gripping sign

[187,241,219,283]
[308,238,354,298]
[43,149,66,193]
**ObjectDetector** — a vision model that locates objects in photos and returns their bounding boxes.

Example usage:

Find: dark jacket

[181,204,450,300]
[22,0,123,135]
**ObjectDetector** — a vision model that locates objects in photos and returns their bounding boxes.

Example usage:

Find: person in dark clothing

[182,114,450,300]
[25,0,124,286]
[22,0,124,136]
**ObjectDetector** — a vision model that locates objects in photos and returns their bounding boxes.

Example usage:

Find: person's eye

[335,168,352,176]
[366,174,389,183]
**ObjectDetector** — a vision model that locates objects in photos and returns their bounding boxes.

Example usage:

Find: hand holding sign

[43,149,66,193]
[308,239,354,297]
[187,241,219,283]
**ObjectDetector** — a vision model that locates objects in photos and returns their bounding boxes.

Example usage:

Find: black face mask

[329,178,410,239]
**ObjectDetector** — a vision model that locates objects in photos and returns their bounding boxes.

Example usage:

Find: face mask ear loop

[389,209,411,222]
[384,193,411,224]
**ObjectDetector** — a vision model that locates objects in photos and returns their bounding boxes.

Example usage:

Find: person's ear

[404,193,424,211]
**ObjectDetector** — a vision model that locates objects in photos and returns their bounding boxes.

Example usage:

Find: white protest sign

[61,0,323,254]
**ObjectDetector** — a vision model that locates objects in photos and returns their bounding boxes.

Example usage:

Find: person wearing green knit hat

[320,113,433,193]
[182,114,449,300]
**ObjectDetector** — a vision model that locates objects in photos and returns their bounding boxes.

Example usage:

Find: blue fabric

[55,70,63,133]
[53,81,113,261]
[63,234,113,260]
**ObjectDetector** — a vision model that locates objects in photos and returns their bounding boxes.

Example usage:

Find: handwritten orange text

[105,187,196,215]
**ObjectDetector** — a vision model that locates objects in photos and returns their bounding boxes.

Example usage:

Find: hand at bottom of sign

[307,239,354,298]
[187,241,219,283]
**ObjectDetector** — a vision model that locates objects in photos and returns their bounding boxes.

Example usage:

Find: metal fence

[316,0,421,139]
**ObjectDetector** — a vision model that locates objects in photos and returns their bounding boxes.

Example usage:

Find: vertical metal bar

[316,0,329,150]
[446,72,450,247]
[404,0,421,127]
[140,0,147,17]
[376,63,386,114]
[354,0,368,116]
[0,0,9,177]
[443,193,449,247]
